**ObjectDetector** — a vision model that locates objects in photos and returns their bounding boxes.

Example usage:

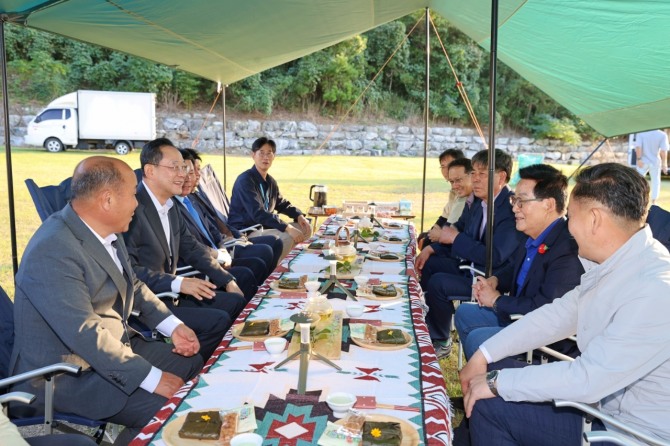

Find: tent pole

[485,0,500,278]
[567,137,608,181]
[0,17,18,277]
[221,83,227,193]
[420,7,430,233]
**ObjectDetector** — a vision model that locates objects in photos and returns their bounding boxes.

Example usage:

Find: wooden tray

[231,319,291,342]
[270,279,306,292]
[357,284,404,301]
[335,413,420,446]
[378,235,409,244]
[381,221,406,229]
[287,311,343,360]
[351,328,412,351]
[365,252,404,262]
[162,409,235,446]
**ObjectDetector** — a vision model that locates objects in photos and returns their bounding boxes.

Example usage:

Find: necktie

[183,197,217,248]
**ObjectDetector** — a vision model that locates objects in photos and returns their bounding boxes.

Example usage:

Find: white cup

[326,392,356,418]
[354,275,369,292]
[264,337,287,357]
[346,303,365,318]
[230,432,263,446]
[304,280,321,295]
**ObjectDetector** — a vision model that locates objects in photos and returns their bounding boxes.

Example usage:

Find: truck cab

[25,93,78,152]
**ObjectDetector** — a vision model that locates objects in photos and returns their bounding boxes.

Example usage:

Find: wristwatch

[486,370,500,396]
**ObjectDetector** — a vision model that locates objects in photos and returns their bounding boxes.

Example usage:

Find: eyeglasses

[148,163,191,175]
[448,176,469,186]
[509,196,544,208]
[256,151,275,159]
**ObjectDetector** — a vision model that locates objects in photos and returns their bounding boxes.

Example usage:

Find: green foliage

[2,19,598,140]
[530,114,582,146]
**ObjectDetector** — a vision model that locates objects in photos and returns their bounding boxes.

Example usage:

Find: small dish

[304,280,321,295]
[346,303,366,318]
[230,432,263,446]
[264,337,287,356]
[326,392,356,418]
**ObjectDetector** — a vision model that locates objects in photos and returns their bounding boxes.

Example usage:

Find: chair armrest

[554,401,669,446]
[585,430,647,446]
[0,391,35,405]
[239,224,262,235]
[459,265,486,276]
[0,363,81,388]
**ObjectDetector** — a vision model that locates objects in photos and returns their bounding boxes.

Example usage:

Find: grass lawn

[1,146,669,426]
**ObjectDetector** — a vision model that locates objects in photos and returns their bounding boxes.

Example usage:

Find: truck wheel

[44,138,64,153]
[114,141,132,155]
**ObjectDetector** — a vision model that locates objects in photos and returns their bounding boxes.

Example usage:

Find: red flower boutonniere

[538,244,549,254]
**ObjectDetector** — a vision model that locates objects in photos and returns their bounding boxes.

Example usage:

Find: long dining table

[130,216,452,446]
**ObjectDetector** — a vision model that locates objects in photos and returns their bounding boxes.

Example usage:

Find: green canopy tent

[0,0,669,275]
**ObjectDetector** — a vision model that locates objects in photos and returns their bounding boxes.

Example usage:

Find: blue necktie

[183,197,216,248]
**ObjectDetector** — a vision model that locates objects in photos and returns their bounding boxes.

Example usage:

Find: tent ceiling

[1,0,668,137]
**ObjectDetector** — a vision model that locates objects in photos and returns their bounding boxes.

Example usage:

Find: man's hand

[170,323,200,357]
[438,225,459,245]
[286,225,305,243]
[217,248,233,268]
[297,215,311,234]
[427,225,442,242]
[473,276,500,308]
[226,280,244,296]
[459,349,488,395]
[415,245,435,271]
[154,371,185,398]
[180,277,217,300]
[464,372,496,417]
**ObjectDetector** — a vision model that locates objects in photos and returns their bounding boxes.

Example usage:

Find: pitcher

[309,184,328,208]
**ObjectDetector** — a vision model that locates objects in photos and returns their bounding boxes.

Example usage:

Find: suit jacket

[10,204,172,419]
[123,182,234,294]
[192,190,242,239]
[647,205,670,252]
[434,186,523,273]
[494,217,584,324]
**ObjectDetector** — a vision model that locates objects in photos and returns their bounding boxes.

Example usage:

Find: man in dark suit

[186,148,284,270]
[10,157,202,445]
[418,149,524,358]
[176,149,274,284]
[455,164,584,360]
[123,139,250,357]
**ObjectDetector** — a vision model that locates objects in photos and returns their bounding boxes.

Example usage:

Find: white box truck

[25,90,156,155]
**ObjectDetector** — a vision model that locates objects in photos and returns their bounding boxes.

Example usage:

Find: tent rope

[312,12,425,154]
[429,15,488,149]
[191,89,222,149]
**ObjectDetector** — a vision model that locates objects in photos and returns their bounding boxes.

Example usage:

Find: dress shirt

[79,216,182,393]
[142,181,183,294]
[515,218,561,290]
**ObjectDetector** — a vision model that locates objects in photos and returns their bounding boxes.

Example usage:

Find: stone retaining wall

[5,108,629,164]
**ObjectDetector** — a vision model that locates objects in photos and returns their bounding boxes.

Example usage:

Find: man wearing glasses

[228,137,312,260]
[124,138,249,359]
[455,164,583,363]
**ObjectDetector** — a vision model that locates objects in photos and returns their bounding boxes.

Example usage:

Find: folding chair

[554,400,670,446]
[25,178,72,222]
[197,164,261,235]
[0,286,109,443]
[451,264,486,370]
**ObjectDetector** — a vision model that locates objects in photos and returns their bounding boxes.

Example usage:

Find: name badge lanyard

[259,183,270,211]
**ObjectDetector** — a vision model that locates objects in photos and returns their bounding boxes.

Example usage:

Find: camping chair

[197,164,261,236]
[450,264,486,370]
[25,178,72,222]
[0,286,109,443]
[646,205,670,252]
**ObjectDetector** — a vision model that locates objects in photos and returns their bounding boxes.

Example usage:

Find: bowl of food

[346,303,366,318]
[323,205,339,215]
[326,392,357,418]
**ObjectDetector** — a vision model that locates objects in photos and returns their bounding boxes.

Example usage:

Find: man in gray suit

[10,157,203,445]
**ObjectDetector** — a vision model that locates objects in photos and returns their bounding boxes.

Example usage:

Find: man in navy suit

[418,149,523,358]
[455,164,584,360]
[174,149,273,285]
[124,139,251,359]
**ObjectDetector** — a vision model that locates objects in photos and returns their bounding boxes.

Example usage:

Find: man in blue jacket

[418,149,523,358]
[228,137,312,260]
[455,164,583,361]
